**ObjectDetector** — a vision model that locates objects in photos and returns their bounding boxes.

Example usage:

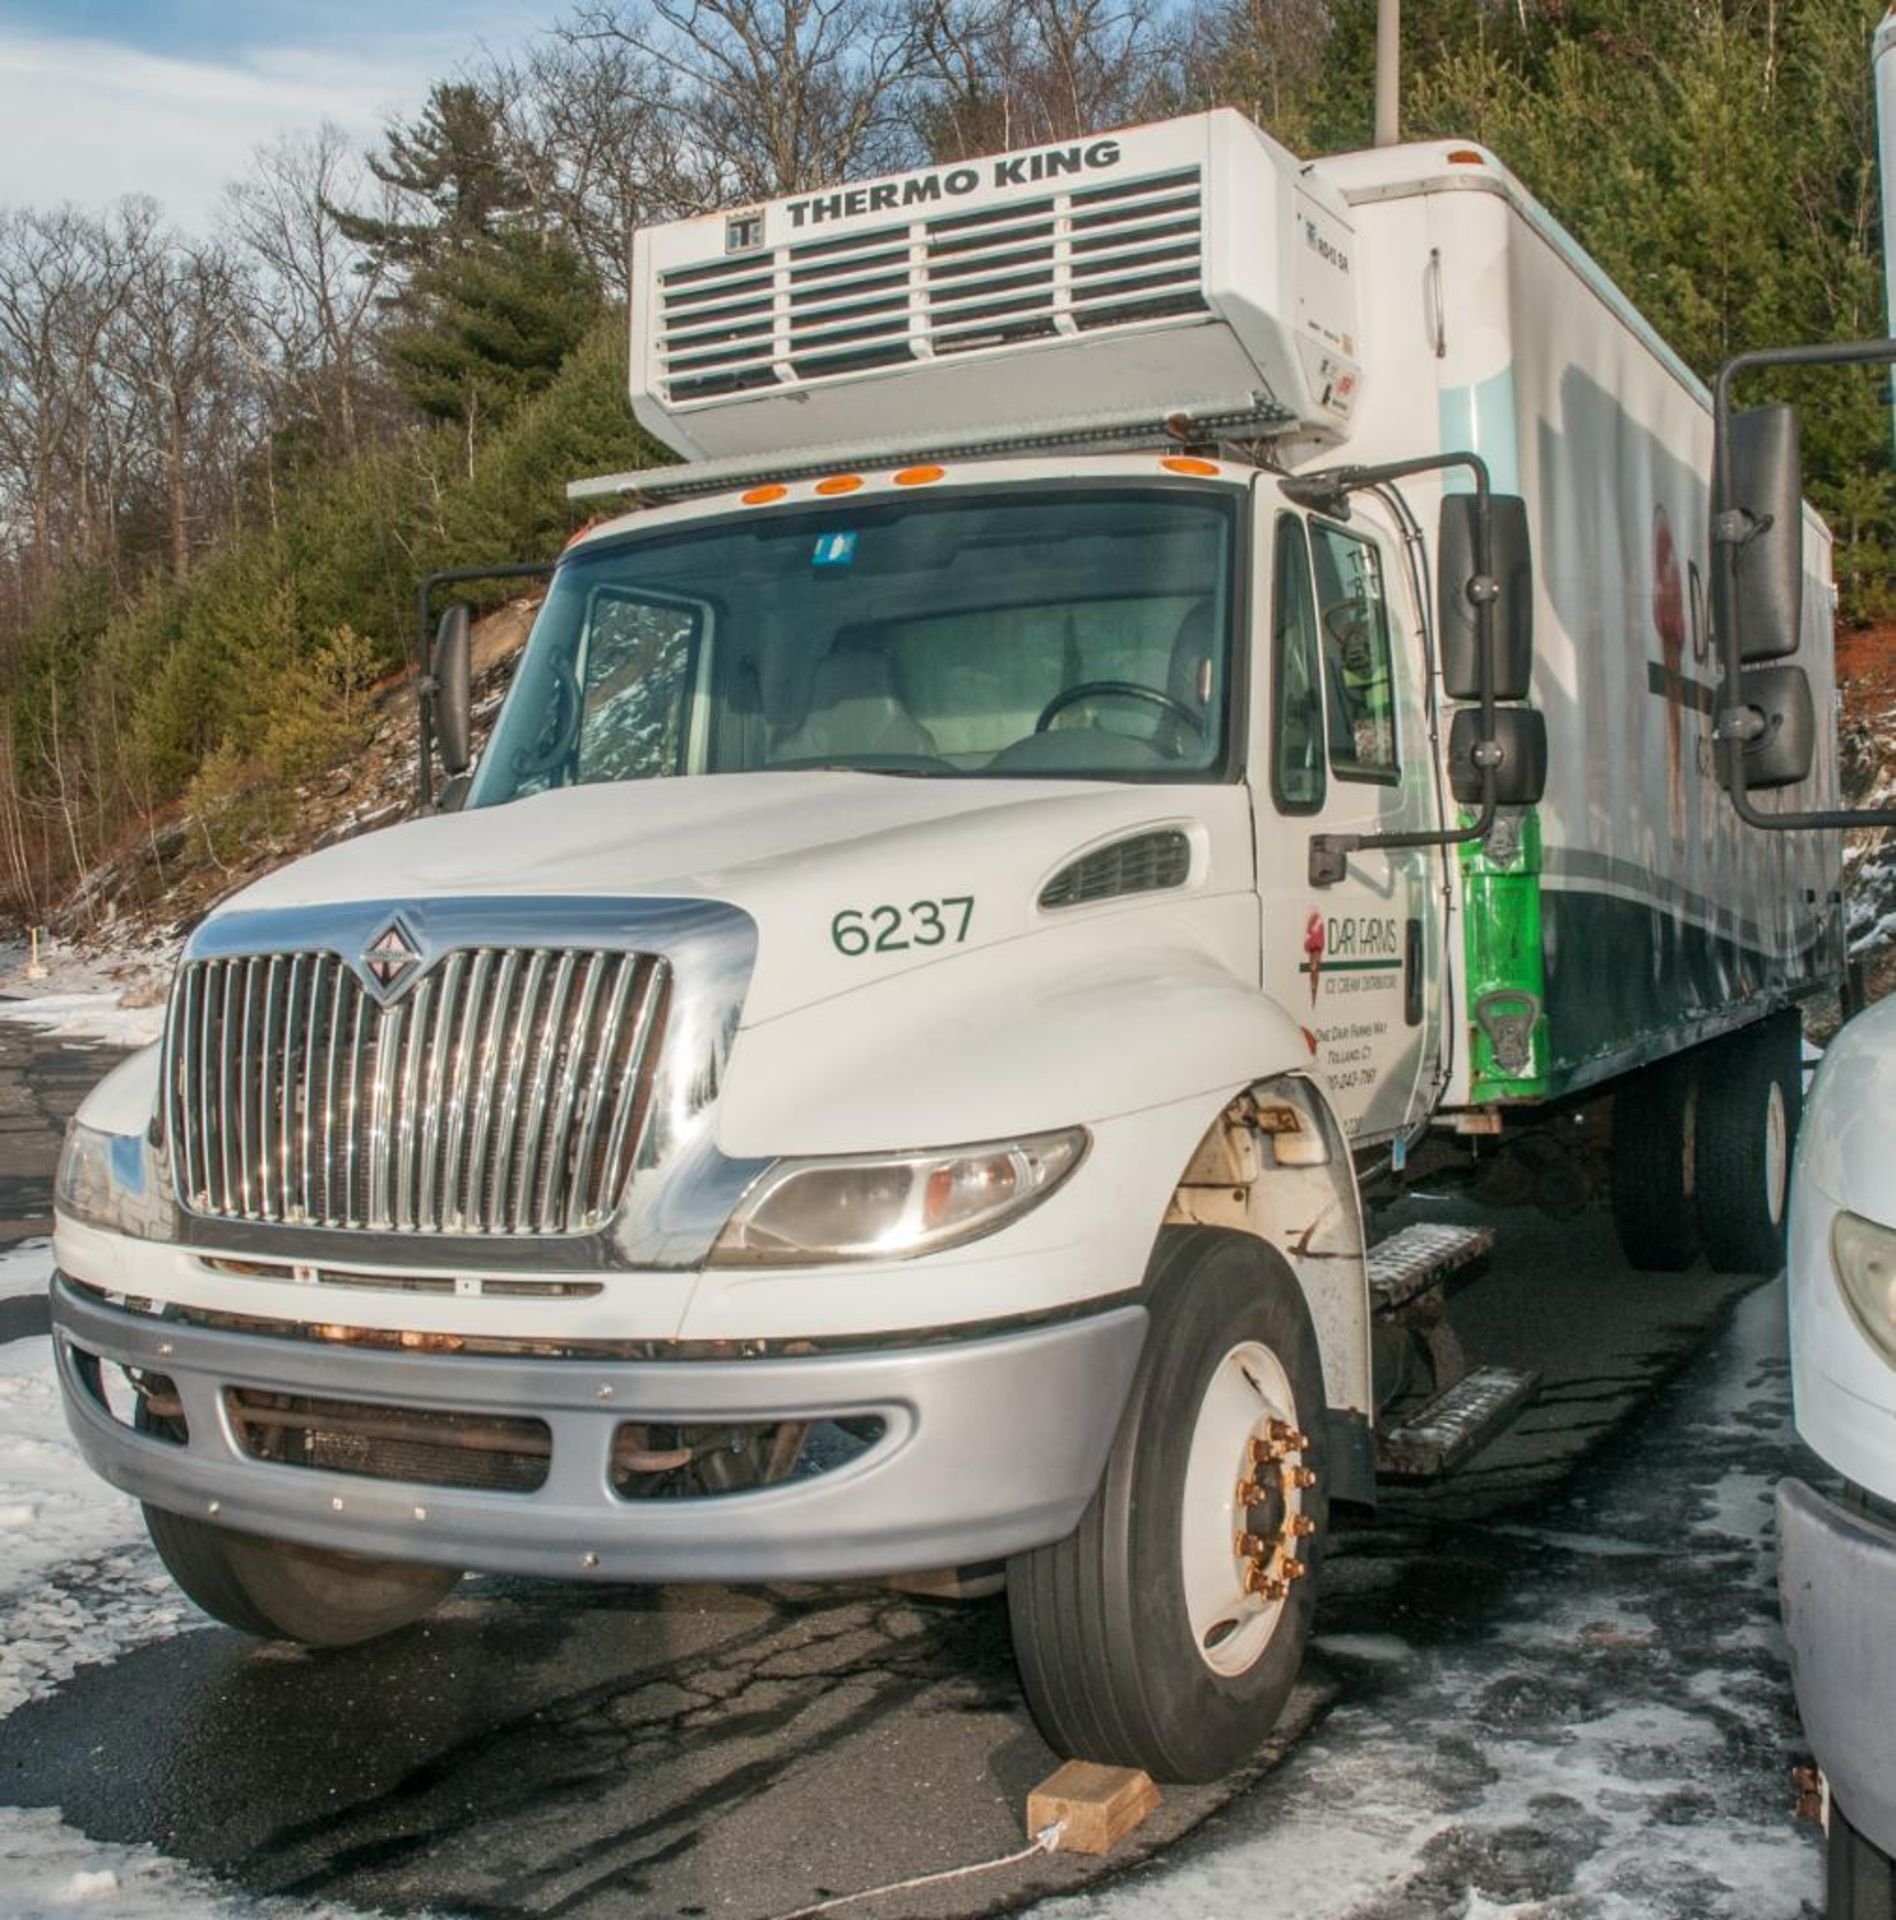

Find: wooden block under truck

[51,109,1843,1781]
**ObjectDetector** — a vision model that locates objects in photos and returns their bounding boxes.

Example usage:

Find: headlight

[55,1120,177,1241]
[710,1128,1087,1266]
[1833,1210,1896,1364]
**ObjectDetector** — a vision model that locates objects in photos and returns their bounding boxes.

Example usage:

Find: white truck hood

[217,772,1257,1026]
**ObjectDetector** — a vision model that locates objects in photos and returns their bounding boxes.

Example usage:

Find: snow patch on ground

[1037,1283,1821,1920]
[0,1239,52,1302]
[0,1806,379,1920]
[0,1321,182,1718]
[0,939,173,1049]
[0,1252,403,1919]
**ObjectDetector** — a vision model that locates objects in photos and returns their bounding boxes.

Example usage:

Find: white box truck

[51,109,1844,1783]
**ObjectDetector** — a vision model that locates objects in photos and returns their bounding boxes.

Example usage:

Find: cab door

[1253,493,1447,1148]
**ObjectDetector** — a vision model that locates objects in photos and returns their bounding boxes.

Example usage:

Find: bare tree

[121,228,258,577]
[222,125,399,460]
[913,0,1187,160]
[0,205,138,598]
[568,0,925,203]
[496,36,698,295]
[1176,0,1332,140]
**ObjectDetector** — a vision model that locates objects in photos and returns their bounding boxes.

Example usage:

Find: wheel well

[1163,1075,1372,1423]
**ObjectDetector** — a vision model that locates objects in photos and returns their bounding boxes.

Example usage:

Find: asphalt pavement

[0,1028,1825,1919]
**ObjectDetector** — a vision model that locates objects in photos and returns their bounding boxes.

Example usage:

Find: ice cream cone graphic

[1304,911,1325,1006]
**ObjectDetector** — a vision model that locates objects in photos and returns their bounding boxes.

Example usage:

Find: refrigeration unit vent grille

[658,168,1207,405]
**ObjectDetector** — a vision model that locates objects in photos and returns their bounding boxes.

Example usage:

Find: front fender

[716,892,1309,1158]
[73,1042,161,1137]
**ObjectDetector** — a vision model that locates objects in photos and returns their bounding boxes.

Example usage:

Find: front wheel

[143,1503,461,1647]
[1007,1227,1328,1783]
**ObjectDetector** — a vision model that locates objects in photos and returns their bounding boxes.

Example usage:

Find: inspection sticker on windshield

[812,531,858,568]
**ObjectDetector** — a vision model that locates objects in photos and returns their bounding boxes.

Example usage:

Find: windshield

[468,486,1239,804]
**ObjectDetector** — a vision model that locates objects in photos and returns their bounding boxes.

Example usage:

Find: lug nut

[1291,1466,1318,1489]
[1235,1478,1265,1507]
[1243,1566,1288,1600]
[1235,1531,1268,1557]
[1283,1558,1309,1582]
[1290,1514,1318,1537]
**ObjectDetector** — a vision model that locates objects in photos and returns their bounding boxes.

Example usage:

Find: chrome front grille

[164,948,667,1235]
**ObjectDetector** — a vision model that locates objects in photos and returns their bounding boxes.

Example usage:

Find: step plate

[1367,1222,1496,1316]
[1376,1363,1540,1481]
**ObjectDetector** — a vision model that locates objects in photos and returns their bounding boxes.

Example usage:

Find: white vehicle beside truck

[51,107,1846,1783]
[1769,18,1896,1916]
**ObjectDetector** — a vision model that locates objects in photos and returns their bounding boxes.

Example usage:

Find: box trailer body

[1315,146,1840,1112]
[50,109,1843,1783]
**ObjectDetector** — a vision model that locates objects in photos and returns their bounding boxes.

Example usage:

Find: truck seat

[773,648,938,762]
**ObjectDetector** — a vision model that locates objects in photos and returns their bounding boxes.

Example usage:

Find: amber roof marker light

[894,465,947,487]
[814,474,865,495]
[1161,456,1223,477]
[741,484,788,505]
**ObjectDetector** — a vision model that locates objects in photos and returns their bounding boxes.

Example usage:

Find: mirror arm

[416,561,557,812]
[1301,450,1499,887]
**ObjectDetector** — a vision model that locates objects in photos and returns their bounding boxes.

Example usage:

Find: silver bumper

[52,1276,1146,1583]
[1778,1476,1896,1852]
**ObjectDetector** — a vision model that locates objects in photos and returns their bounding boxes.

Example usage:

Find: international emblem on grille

[362,920,420,995]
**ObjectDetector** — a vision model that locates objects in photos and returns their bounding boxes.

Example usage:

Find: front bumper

[52,1275,1146,1583]
[1778,1476,1896,1851]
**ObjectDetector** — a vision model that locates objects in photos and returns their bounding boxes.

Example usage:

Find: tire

[1007,1227,1328,1783]
[142,1504,461,1647]
[1830,1797,1896,1920]
[1697,1011,1802,1275]
[1610,1054,1700,1271]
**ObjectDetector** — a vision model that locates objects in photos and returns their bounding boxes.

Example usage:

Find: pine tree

[332,81,605,448]
[388,228,600,438]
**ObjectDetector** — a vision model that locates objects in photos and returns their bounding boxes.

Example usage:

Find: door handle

[1404,916,1424,1027]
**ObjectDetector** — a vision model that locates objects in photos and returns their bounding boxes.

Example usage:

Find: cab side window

[575,589,701,785]
[1310,521,1399,783]
[1270,513,1325,813]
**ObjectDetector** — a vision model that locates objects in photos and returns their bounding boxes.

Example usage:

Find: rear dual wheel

[1007,1228,1327,1783]
[1697,1010,1801,1275]
[1611,1012,1801,1276]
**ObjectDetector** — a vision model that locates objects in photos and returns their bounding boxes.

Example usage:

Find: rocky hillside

[44,598,538,966]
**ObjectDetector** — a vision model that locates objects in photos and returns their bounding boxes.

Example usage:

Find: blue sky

[0,1,539,228]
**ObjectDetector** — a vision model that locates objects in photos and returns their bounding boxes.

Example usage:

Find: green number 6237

[831,897,974,957]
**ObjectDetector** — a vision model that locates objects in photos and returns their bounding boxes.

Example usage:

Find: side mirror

[1716,404,1803,661]
[1724,664,1815,791]
[1438,492,1534,700]
[432,604,473,779]
[1448,706,1547,807]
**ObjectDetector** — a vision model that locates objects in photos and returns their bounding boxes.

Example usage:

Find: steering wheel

[1035,679,1205,739]
[1323,604,1381,681]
